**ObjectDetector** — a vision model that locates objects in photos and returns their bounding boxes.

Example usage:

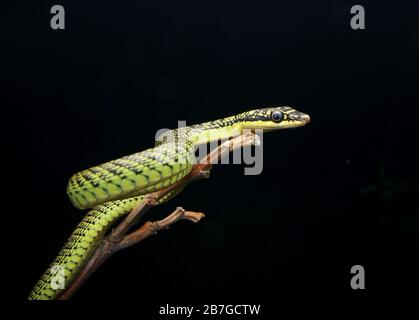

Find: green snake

[28,106,310,300]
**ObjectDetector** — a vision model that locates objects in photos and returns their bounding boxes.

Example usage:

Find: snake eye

[271,110,284,123]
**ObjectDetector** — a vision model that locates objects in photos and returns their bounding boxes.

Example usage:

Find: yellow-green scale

[29,115,244,300]
[28,196,143,300]
[29,107,309,300]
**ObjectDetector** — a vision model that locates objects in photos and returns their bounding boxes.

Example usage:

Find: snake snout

[301,114,310,124]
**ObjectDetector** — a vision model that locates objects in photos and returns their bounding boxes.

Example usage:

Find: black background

[3,0,419,307]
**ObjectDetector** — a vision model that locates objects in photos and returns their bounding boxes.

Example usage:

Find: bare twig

[57,132,257,300]
[118,208,205,250]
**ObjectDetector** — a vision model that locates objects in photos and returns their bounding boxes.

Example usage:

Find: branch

[57,132,258,300]
[118,207,205,250]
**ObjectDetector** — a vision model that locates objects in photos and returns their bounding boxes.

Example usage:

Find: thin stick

[57,132,257,299]
[117,208,205,250]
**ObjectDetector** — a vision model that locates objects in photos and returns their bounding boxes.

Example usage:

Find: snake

[28,106,310,300]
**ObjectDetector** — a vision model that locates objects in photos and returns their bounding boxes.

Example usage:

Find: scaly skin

[67,142,195,210]
[28,197,143,300]
[29,106,310,300]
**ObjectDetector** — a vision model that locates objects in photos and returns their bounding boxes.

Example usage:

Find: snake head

[239,106,310,131]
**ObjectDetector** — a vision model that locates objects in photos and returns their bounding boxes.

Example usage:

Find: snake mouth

[280,114,310,128]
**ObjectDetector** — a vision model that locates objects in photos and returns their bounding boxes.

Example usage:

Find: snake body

[29,106,310,300]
